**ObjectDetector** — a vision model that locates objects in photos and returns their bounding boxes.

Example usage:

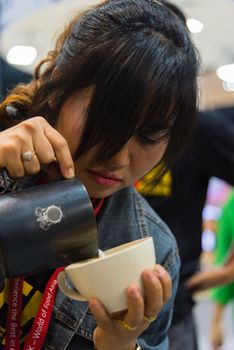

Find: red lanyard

[92,197,104,216]
[5,267,63,350]
[5,278,23,350]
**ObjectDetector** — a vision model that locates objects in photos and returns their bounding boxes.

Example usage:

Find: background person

[0,57,32,101]
[136,108,234,350]
[187,191,234,349]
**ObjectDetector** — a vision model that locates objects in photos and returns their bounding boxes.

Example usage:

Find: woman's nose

[108,142,131,168]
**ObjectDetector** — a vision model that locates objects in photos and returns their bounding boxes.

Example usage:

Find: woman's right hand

[89,265,172,350]
[0,116,75,179]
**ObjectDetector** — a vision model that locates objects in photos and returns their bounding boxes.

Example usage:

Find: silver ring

[21,150,36,161]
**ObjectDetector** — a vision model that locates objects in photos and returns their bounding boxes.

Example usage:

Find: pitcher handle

[57,271,87,301]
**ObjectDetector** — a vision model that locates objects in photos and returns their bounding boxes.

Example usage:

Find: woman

[0,0,199,349]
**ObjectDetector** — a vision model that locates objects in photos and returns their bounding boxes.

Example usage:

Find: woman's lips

[87,170,122,187]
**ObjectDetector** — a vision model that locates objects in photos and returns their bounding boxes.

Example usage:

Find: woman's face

[56,89,168,198]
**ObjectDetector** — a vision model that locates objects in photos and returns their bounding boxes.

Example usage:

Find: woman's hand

[0,117,74,179]
[89,264,172,350]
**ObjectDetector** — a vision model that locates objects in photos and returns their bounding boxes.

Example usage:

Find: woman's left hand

[89,264,172,350]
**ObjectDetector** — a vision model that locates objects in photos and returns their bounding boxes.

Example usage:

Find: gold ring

[21,150,36,161]
[143,314,157,323]
[119,320,137,331]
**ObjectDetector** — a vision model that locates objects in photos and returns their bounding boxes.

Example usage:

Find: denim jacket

[43,186,180,350]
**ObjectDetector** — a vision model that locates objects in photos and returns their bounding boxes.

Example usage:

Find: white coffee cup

[57,237,156,313]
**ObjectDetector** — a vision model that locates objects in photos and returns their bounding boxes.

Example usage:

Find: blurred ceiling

[1,0,234,108]
[175,0,234,72]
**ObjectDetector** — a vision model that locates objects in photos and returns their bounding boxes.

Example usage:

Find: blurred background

[0,1,234,349]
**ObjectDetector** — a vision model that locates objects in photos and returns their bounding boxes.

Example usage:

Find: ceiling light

[216,64,234,83]
[7,45,37,66]
[186,18,203,34]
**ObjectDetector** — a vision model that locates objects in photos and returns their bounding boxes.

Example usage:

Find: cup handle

[57,271,87,302]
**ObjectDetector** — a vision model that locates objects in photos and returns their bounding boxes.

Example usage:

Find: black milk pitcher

[0,178,98,277]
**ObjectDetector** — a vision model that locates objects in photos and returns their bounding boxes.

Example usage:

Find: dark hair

[161,0,187,25]
[2,0,200,175]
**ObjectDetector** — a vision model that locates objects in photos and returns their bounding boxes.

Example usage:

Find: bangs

[30,0,198,170]
[74,31,183,164]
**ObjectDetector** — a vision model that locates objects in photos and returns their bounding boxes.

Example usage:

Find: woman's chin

[85,184,120,199]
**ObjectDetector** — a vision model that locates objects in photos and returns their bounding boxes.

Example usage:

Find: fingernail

[90,299,99,310]
[154,265,166,277]
[66,167,75,178]
[128,286,139,298]
[143,270,155,282]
